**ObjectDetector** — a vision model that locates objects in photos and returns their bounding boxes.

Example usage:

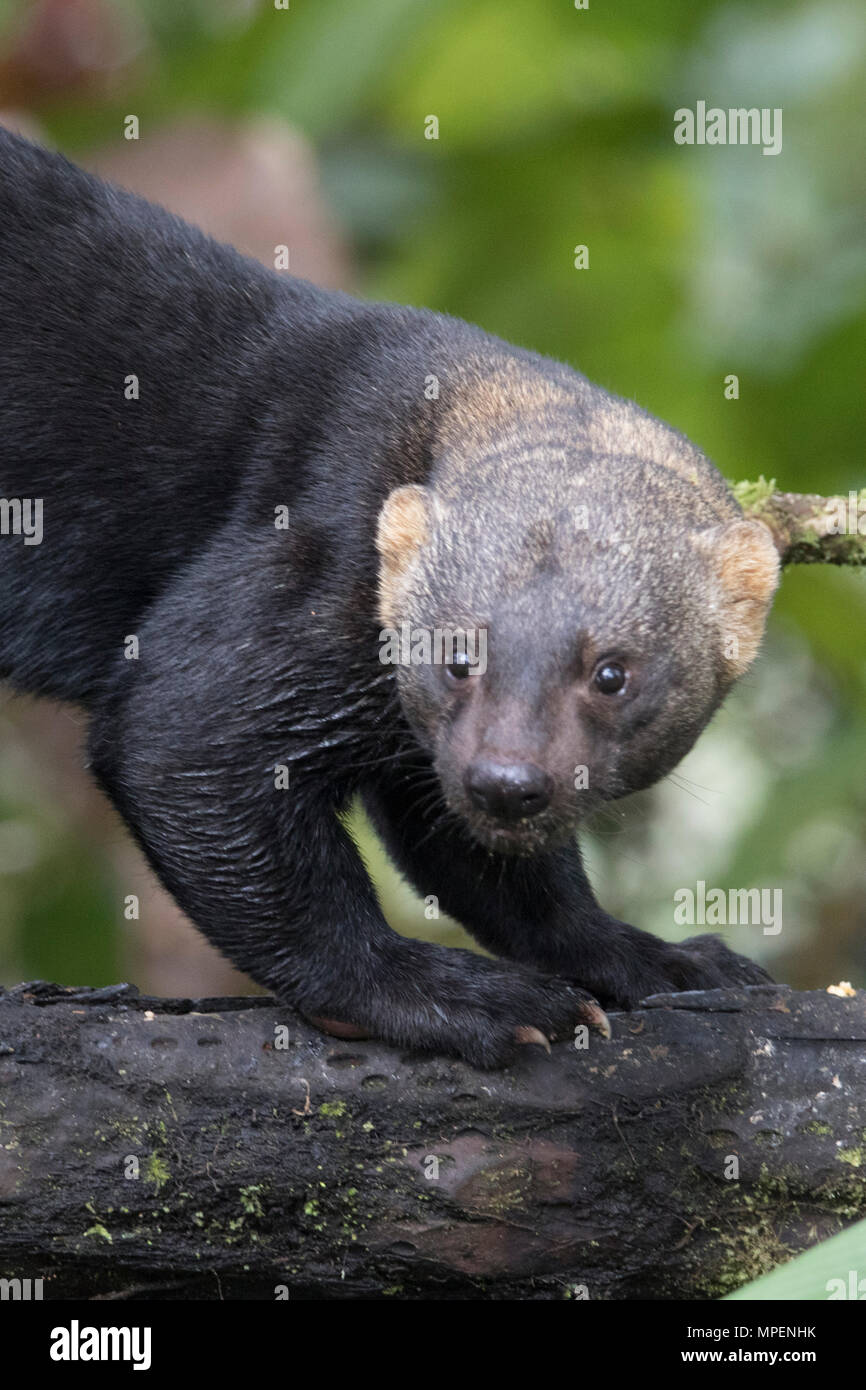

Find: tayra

[0,127,779,1066]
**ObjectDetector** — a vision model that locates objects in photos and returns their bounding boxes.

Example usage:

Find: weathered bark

[734,479,866,566]
[1,980,865,1300]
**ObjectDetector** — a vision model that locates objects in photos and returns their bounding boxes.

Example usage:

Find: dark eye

[593,661,627,695]
[444,653,476,685]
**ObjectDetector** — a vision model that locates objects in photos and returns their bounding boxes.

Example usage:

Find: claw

[308,1015,371,1040]
[583,1002,612,1039]
[514,1025,552,1053]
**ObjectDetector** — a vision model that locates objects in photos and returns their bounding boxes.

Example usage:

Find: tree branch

[733,478,866,566]
[1,981,865,1299]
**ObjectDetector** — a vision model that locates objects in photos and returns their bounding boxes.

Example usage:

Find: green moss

[145,1152,171,1193]
[111,1116,145,1143]
[701,1215,792,1296]
[699,1162,866,1296]
[239,1184,266,1217]
[83,1223,112,1243]
[837,1147,865,1168]
[730,476,777,510]
[319,1101,347,1119]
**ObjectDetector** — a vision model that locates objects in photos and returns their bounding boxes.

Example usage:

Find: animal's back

[0,127,332,704]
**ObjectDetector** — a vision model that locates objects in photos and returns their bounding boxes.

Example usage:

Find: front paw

[580,923,774,1010]
[305,957,611,1070]
[420,972,611,1068]
[638,933,773,1002]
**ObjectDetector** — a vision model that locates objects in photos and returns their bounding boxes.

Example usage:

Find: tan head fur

[375,484,435,629]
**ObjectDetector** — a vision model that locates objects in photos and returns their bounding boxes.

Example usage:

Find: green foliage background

[0,0,864,992]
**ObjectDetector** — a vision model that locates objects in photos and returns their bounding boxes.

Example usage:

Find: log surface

[1,980,865,1300]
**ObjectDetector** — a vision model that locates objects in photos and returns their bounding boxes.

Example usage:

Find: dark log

[1,980,865,1300]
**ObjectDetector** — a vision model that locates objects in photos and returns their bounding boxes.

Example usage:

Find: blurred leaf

[249,0,441,137]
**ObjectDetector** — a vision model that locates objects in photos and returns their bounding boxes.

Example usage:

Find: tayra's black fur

[0,128,775,1066]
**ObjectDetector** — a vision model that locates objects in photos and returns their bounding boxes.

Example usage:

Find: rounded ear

[693,519,780,678]
[375,485,437,628]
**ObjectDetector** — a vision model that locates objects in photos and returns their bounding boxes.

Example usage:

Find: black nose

[464,759,553,823]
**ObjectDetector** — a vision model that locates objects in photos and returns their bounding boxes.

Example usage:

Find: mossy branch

[732,478,866,567]
[2,981,866,1300]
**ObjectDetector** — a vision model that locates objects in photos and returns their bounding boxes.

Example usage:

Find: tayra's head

[375,356,780,855]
